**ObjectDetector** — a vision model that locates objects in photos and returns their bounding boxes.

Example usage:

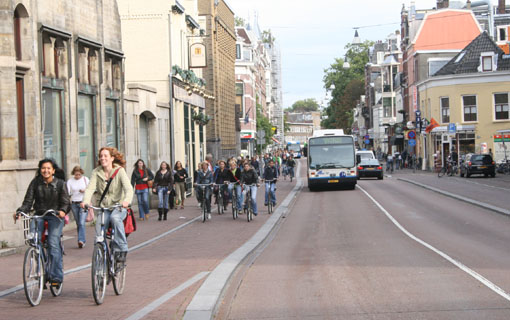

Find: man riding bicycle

[15,158,71,288]
[263,159,278,206]
[194,162,213,220]
[286,155,296,179]
[241,162,260,216]
[82,147,133,263]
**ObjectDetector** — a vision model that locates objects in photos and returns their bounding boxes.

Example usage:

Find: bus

[307,129,357,190]
[286,141,302,158]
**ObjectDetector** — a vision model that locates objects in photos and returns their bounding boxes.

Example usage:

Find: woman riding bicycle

[214,160,229,210]
[81,147,133,263]
[226,160,243,212]
[194,162,213,220]
[241,162,260,216]
[15,158,71,288]
[263,159,278,207]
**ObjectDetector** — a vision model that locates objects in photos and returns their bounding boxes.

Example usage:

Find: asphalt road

[219,167,510,319]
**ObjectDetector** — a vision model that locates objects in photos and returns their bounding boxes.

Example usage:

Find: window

[495,93,509,120]
[482,56,493,71]
[14,10,21,60]
[383,97,392,118]
[236,44,241,59]
[78,94,96,175]
[16,78,26,159]
[440,97,450,123]
[498,26,508,42]
[428,59,450,77]
[462,95,477,122]
[105,99,118,148]
[42,89,63,166]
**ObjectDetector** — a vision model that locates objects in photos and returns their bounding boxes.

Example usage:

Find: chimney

[466,0,471,9]
[437,0,449,9]
[499,0,506,14]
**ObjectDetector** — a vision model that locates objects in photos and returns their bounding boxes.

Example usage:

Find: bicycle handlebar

[16,209,60,220]
[86,204,123,211]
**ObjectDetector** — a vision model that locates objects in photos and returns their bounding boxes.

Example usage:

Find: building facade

[198,0,238,160]
[285,112,321,145]
[1,0,124,246]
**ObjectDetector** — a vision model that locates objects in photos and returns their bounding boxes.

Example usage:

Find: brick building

[198,0,238,160]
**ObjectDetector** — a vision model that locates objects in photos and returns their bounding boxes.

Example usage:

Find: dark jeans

[197,186,212,213]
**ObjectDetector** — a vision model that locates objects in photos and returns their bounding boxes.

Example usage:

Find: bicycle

[288,166,295,182]
[243,183,258,222]
[438,161,457,177]
[282,165,288,180]
[497,160,510,175]
[16,210,64,306]
[264,179,277,214]
[88,204,127,305]
[196,184,212,222]
[213,184,228,215]
[226,182,240,220]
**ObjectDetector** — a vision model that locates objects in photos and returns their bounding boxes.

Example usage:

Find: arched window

[13,4,28,61]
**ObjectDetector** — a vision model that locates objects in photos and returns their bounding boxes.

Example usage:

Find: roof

[412,10,481,51]
[236,28,251,44]
[434,32,510,76]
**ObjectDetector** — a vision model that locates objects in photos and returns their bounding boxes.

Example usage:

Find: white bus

[307,129,357,190]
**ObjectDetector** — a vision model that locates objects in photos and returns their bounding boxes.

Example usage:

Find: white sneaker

[207,213,211,220]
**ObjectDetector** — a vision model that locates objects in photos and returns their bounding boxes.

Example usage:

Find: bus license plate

[328,179,339,183]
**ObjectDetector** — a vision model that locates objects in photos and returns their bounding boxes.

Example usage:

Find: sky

[227,0,441,109]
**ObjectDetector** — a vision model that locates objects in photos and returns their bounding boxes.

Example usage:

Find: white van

[356,150,375,161]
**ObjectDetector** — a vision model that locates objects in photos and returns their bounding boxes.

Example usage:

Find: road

[218,164,510,319]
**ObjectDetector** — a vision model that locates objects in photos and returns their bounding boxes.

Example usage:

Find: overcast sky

[227,0,442,108]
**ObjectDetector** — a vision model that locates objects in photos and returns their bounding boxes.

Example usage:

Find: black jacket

[263,166,278,181]
[154,170,173,187]
[18,176,70,216]
[131,168,154,187]
[226,168,242,183]
[241,169,259,185]
[287,159,296,168]
[174,168,188,183]
[214,168,230,184]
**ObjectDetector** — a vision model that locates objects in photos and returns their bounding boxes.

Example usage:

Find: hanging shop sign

[189,43,207,68]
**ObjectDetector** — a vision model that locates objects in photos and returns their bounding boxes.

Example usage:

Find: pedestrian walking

[386,154,394,173]
[173,161,188,209]
[66,165,89,248]
[153,161,173,221]
[131,159,154,220]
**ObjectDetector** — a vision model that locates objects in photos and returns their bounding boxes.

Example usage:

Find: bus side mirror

[356,155,361,164]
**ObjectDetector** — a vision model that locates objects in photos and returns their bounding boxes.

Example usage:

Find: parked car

[357,159,383,180]
[460,153,496,178]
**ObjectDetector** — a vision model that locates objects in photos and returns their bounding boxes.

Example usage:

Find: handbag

[147,180,154,188]
[85,207,95,222]
[124,208,136,236]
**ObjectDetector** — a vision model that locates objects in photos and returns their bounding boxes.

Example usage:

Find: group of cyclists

[12,146,296,304]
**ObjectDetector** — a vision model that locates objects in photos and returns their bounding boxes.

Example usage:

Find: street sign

[408,139,416,147]
[448,123,456,134]
[257,130,265,139]
[407,131,416,139]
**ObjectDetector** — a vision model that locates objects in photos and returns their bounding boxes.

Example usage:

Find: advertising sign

[189,43,207,68]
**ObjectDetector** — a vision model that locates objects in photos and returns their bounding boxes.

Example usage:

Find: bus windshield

[288,144,301,152]
[309,144,355,169]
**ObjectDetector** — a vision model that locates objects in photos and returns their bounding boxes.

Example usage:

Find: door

[139,114,149,164]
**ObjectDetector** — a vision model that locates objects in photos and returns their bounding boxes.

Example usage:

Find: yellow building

[418,32,510,168]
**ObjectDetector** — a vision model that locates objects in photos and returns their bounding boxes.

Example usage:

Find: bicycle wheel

[112,261,126,295]
[202,199,207,222]
[247,194,252,222]
[217,193,223,215]
[438,167,446,177]
[91,244,107,305]
[268,201,273,215]
[232,195,237,220]
[23,247,44,306]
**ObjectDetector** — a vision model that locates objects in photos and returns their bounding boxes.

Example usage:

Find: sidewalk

[384,166,510,215]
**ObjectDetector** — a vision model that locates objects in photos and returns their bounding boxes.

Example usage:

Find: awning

[272,137,280,144]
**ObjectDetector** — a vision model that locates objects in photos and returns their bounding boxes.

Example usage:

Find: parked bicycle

[438,160,458,177]
[196,183,213,222]
[243,183,258,222]
[88,204,127,305]
[16,210,64,306]
[497,160,510,175]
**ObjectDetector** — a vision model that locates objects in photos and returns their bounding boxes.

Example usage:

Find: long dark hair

[158,161,170,172]
[174,161,183,170]
[134,159,147,171]
[37,158,65,180]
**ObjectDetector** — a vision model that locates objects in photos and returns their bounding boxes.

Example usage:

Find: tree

[235,16,246,27]
[256,102,273,153]
[286,98,320,113]
[322,40,373,131]
[261,30,275,43]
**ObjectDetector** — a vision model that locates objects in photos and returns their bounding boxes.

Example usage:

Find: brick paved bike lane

[0,173,297,320]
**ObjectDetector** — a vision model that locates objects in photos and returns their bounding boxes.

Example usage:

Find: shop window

[494,93,509,120]
[440,97,450,123]
[462,95,477,122]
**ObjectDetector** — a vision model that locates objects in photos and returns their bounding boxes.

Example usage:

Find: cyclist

[263,159,278,207]
[241,162,260,216]
[194,162,213,220]
[15,158,71,288]
[81,147,133,263]
[287,155,296,180]
[226,160,243,212]
[214,160,229,210]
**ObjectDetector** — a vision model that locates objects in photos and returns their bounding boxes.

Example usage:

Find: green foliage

[286,98,320,113]
[261,30,275,43]
[322,40,373,132]
[283,114,291,132]
[235,16,246,27]
[256,103,273,153]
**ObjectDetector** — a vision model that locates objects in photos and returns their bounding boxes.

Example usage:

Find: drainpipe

[466,0,494,39]
[168,14,175,167]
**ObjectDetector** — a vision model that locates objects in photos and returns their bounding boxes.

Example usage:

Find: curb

[398,178,510,216]
[182,164,303,320]
[0,247,22,257]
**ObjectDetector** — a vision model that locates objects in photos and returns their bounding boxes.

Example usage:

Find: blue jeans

[243,185,258,214]
[135,188,150,219]
[228,184,243,210]
[71,202,87,244]
[265,182,276,205]
[157,186,169,209]
[288,167,295,177]
[95,207,128,252]
[31,215,64,282]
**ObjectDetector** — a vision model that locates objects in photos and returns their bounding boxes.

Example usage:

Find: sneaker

[78,241,84,249]
[264,203,268,206]
[254,212,258,216]
[116,251,127,263]
[207,213,211,220]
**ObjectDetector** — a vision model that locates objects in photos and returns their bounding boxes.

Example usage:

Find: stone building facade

[198,0,238,160]
[0,0,124,246]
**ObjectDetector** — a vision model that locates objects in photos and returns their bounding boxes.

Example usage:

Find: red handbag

[123,208,137,236]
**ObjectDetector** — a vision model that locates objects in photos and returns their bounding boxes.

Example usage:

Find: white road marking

[125,272,209,320]
[357,185,510,303]
[0,215,202,299]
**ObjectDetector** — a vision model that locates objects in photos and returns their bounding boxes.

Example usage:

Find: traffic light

[272,126,277,134]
